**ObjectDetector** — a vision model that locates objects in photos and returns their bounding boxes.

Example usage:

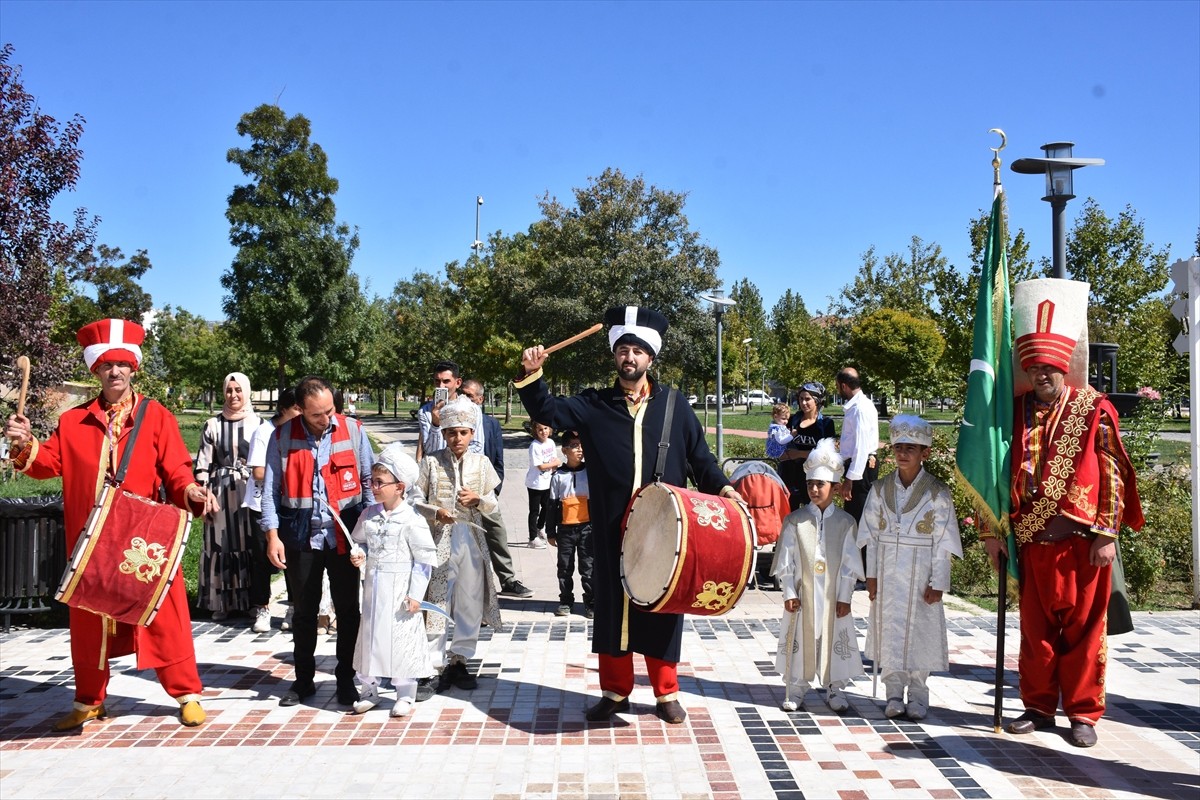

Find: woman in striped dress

[195,372,263,622]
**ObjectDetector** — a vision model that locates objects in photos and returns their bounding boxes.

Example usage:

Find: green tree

[0,44,98,431]
[149,306,254,409]
[1065,199,1172,392]
[850,308,944,405]
[834,237,945,321]
[56,244,154,367]
[768,290,837,400]
[222,104,361,392]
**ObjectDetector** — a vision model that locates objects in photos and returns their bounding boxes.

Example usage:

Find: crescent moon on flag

[962,359,996,427]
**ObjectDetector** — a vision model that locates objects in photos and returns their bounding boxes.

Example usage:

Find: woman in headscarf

[777,381,837,510]
[195,372,265,626]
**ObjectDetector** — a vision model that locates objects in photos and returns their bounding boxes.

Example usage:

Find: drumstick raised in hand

[518,323,603,378]
[15,356,30,418]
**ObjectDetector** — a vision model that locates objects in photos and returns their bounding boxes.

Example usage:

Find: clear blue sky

[5,0,1198,323]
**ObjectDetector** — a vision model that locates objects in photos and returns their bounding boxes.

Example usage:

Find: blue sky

[4,0,1198,322]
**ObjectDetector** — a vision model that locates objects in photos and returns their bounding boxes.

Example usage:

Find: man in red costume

[6,319,215,731]
[983,279,1143,748]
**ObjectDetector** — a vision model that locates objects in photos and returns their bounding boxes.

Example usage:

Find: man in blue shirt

[263,376,375,707]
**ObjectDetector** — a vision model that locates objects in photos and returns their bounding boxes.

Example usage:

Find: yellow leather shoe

[179,700,206,727]
[52,703,107,732]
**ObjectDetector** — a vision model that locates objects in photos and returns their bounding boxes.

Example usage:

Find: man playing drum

[515,306,743,724]
[5,319,217,731]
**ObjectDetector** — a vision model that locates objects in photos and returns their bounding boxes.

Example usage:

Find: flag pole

[988,127,1009,735]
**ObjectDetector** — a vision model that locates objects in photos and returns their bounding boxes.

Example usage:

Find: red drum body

[620,482,756,616]
[56,485,191,627]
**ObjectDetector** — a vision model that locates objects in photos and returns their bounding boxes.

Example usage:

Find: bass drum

[620,482,755,616]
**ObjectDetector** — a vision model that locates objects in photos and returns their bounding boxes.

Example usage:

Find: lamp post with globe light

[699,290,737,463]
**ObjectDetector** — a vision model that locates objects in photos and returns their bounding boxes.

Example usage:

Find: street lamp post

[1011,142,1103,279]
[699,291,737,464]
[742,337,753,414]
[471,195,484,256]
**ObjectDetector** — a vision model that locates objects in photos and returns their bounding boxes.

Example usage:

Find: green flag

[955,188,1016,580]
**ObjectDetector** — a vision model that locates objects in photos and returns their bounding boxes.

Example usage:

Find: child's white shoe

[781,697,798,712]
[390,699,413,717]
[826,688,849,713]
[905,700,928,720]
[885,698,906,718]
[352,685,379,714]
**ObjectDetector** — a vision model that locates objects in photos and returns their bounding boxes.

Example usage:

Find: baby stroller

[723,459,792,590]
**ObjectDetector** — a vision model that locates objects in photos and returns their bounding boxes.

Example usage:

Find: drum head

[621,484,683,606]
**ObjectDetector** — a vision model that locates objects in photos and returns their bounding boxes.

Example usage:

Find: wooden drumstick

[543,323,604,356]
[15,356,30,417]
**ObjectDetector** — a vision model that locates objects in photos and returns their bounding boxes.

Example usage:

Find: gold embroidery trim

[1015,387,1098,544]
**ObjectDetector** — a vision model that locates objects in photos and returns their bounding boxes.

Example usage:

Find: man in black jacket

[516,306,743,724]
[461,379,533,598]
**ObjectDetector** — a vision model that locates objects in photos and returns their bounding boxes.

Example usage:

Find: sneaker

[252,606,271,633]
[415,677,436,702]
[391,699,413,717]
[781,698,799,712]
[316,614,330,635]
[281,606,294,631]
[555,604,571,617]
[885,698,906,719]
[211,609,228,622]
[529,537,547,549]
[500,580,534,598]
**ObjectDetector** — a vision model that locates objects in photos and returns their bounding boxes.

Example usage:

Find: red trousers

[69,607,203,706]
[598,653,679,701]
[1018,536,1110,724]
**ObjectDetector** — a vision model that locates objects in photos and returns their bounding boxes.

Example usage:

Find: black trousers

[246,511,276,607]
[285,546,361,690]
[555,523,594,606]
[527,488,551,538]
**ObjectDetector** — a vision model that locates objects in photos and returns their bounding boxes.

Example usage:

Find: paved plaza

[1,415,1196,799]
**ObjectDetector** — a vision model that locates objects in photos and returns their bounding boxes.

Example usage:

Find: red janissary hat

[77,318,145,372]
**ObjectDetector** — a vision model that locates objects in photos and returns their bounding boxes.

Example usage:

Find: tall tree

[769,289,838,397]
[850,308,944,405]
[57,244,154,364]
[834,237,944,321]
[0,45,98,431]
[1065,199,1172,392]
[222,104,360,392]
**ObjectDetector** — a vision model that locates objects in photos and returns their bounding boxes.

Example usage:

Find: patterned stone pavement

[0,416,1195,799]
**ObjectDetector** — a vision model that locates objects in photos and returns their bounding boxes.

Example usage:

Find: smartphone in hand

[433,387,449,405]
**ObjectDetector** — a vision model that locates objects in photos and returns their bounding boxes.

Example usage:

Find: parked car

[736,390,773,407]
[687,394,698,405]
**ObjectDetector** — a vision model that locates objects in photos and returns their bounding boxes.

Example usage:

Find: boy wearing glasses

[548,431,593,618]
[348,444,438,716]
[413,398,503,694]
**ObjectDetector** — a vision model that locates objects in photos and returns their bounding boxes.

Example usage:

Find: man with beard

[515,306,743,724]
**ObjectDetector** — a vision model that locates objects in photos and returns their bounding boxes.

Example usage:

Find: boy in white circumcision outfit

[349,444,438,716]
[413,398,503,693]
[858,415,962,721]
[774,437,864,712]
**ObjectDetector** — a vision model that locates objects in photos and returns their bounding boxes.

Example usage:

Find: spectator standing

[547,429,593,618]
[524,421,560,548]
[777,382,836,510]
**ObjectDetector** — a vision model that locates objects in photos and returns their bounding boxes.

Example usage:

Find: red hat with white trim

[76,318,145,372]
[1012,278,1089,391]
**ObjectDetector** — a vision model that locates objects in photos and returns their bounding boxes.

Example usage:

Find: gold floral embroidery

[693,580,736,612]
[1016,387,1100,543]
[1043,475,1067,500]
[1067,483,1097,518]
[1047,454,1073,479]
[915,510,935,535]
[119,537,168,584]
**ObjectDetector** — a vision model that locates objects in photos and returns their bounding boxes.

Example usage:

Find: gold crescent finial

[989,128,1007,187]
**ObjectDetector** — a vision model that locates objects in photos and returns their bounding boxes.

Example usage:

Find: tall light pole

[742,337,753,414]
[1011,142,1103,279]
[471,195,484,257]
[699,290,737,464]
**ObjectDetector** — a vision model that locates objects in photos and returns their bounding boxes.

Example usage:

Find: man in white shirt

[836,367,879,524]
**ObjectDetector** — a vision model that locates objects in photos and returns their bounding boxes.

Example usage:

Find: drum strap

[112,399,150,485]
[653,388,675,482]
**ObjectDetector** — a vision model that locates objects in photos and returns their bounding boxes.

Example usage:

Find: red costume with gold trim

[18,393,204,706]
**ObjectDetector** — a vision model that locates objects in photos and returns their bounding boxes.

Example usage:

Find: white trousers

[426,523,486,667]
[883,670,929,704]
[357,673,418,702]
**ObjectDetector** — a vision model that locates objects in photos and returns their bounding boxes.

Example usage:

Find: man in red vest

[262,375,375,707]
[6,319,215,730]
[983,279,1143,748]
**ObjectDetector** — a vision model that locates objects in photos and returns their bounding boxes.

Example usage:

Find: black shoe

[1007,710,1055,734]
[279,683,316,707]
[336,681,360,705]
[437,663,461,693]
[415,677,436,702]
[451,663,478,690]
[584,606,594,620]
[656,699,687,724]
[585,696,630,721]
[1069,720,1098,747]
[500,580,534,598]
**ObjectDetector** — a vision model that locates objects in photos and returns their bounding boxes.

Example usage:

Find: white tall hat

[439,397,477,431]
[605,305,668,357]
[889,415,933,447]
[1012,277,1090,393]
[803,437,844,483]
[374,442,418,486]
